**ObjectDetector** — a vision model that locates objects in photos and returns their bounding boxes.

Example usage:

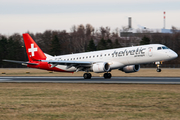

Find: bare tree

[37,30,52,53]
[171,26,180,33]
[100,27,106,39]
[70,25,77,33]
[120,26,130,32]
[85,24,94,37]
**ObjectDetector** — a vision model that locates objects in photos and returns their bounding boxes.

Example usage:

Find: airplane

[3,33,178,79]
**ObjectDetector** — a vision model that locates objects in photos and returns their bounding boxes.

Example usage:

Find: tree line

[0,24,180,67]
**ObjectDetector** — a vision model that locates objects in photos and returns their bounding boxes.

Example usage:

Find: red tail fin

[23,33,46,61]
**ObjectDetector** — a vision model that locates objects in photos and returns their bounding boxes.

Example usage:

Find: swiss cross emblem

[28,44,37,57]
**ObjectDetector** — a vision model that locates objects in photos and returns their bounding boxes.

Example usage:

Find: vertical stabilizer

[23,33,46,61]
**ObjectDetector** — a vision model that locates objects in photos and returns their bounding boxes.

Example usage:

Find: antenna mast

[163,11,166,29]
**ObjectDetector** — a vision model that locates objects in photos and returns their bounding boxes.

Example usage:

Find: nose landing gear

[155,61,162,72]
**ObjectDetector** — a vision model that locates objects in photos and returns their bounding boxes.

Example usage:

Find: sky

[0,0,180,35]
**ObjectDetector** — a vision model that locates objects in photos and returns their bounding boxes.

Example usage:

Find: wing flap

[42,60,93,68]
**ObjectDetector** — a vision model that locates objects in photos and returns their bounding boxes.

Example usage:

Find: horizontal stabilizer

[3,60,38,65]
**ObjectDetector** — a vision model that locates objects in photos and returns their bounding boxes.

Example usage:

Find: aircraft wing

[3,60,38,65]
[3,59,94,71]
[41,60,93,69]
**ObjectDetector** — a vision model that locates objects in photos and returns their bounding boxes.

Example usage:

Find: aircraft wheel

[88,73,92,79]
[83,73,91,79]
[156,69,162,72]
[107,73,112,78]
[104,73,112,79]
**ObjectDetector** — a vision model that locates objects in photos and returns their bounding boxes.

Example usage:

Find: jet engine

[92,62,110,73]
[119,65,140,73]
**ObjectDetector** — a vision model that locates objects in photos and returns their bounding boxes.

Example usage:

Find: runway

[0,76,180,84]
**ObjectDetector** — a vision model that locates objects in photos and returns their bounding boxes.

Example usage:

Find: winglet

[23,33,46,61]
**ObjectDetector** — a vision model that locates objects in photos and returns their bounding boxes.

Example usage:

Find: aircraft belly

[56,65,76,72]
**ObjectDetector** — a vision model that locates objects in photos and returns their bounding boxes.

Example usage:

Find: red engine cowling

[120,65,140,73]
[92,62,110,73]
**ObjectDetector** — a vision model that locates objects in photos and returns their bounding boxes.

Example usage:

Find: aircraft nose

[171,51,178,59]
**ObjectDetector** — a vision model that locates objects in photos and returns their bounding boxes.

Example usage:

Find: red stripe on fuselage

[27,61,73,73]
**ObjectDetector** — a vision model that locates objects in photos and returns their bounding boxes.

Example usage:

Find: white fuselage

[46,44,178,72]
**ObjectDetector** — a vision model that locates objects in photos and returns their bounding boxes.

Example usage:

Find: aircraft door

[148,47,153,57]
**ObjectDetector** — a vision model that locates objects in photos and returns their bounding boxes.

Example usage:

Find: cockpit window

[157,47,162,50]
[157,46,169,50]
[162,46,169,49]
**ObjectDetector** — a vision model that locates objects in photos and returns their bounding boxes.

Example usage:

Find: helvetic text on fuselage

[112,47,146,57]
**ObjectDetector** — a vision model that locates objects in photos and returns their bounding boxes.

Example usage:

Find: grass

[0,83,180,120]
[1,68,180,77]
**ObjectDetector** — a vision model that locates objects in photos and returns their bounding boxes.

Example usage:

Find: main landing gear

[103,73,112,79]
[83,73,92,79]
[155,61,162,72]
[83,72,112,79]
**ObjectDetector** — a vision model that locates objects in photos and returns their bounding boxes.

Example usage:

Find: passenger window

[97,55,98,57]
[108,54,110,56]
[104,54,106,56]
[157,47,162,50]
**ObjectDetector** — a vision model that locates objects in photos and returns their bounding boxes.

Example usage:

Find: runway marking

[0,77,180,79]
[0,79,10,81]
[0,77,180,84]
